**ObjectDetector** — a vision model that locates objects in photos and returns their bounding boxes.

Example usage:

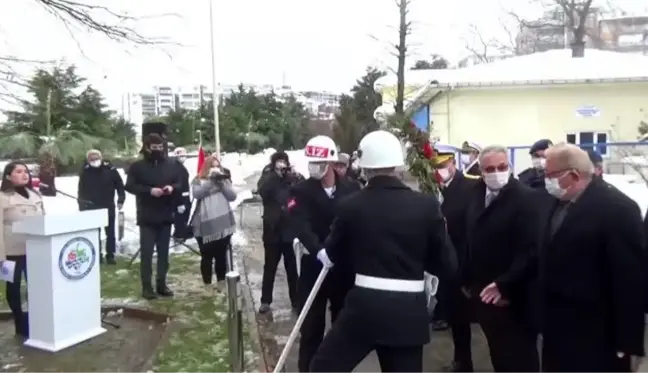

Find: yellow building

[386,49,648,173]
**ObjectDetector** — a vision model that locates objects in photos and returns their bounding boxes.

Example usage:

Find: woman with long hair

[190,156,237,289]
[0,161,45,338]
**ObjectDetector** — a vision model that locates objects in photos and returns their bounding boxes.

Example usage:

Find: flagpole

[208,0,221,156]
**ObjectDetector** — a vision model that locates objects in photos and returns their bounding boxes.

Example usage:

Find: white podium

[13,209,108,352]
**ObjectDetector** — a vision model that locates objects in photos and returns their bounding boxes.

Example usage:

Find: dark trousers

[260,240,298,305]
[448,284,473,367]
[102,206,116,258]
[310,320,423,372]
[172,201,192,239]
[5,255,28,335]
[298,258,350,372]
[471,298,539,372]
[139,223,172,288]
[196,235,230,284]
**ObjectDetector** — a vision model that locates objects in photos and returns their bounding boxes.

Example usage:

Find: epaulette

[463,172,480,179]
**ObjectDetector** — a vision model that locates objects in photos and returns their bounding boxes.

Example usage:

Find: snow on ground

[604,174,648,217]
[35,148,311,257]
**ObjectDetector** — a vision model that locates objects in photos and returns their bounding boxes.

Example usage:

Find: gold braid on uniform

[398,119,441,195]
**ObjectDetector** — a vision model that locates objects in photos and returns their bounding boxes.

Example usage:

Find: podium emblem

[58,237,97,280]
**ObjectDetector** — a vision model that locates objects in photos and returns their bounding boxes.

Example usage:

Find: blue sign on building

[411,105,429,132]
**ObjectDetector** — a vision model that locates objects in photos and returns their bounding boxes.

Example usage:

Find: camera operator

[257,151,304,313]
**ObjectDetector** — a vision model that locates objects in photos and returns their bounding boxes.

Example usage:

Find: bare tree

[460,16,529,67]
[508,0,597,57]
[394,0,411,115]
[1,0,177,100]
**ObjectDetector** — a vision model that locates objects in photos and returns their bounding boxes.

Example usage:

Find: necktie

[485,192,495,208]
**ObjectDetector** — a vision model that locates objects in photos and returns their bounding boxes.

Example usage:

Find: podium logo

[59,237,97,280]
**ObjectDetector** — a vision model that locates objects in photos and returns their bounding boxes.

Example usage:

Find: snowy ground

[34,148,311,257]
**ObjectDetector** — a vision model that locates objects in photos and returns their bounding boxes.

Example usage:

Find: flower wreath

[401,120,442,195]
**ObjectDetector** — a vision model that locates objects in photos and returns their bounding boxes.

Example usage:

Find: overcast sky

[1,0,645,110]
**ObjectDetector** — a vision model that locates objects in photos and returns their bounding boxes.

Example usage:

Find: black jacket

[125,156,182,225]
[77,161,125,210]
[462,178,539,310]
[172,160,191,207]
[518,167,546,190]
[324,176,457,346]
[258,168,303,244]
[538,179,645,371]
[441,173,477,267]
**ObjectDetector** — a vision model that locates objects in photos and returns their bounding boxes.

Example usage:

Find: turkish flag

[197,144,206,173]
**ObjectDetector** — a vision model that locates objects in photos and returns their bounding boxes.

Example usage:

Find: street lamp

[208,0,221,156]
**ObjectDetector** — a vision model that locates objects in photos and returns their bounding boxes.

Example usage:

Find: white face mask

[308,163,328,180]
[460,154,472,166]
[544,177,567,198]
[438,168,451,182]
[483,171,509,190]
[531,157,546,169]
[177,156,186,164]
[89,160,101,168]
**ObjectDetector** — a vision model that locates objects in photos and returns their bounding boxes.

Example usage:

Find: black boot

[156,283,174,297]
[142,284,157,300]
[105,256,117,265]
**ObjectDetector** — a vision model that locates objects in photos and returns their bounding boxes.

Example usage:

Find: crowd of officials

[258,133,647,372]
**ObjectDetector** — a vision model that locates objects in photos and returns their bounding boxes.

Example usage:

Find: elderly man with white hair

[77,149,126,264]
[538,143,645,372]
[459,144,540,372]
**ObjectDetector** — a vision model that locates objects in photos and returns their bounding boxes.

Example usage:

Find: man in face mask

[540,143,644,372]
[460,141,482,178]
[126,133,182,300]
[461,144,540,372]
[518,139,552,190]
[285,135,359,372]
[77,149,126,265]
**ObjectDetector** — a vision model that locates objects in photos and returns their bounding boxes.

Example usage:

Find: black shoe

[106,256,117,265]
[156,284,174,297]
[441,361,473,372]
[142,287,158,300]
[259,303,271,314]
[431,320,450,331]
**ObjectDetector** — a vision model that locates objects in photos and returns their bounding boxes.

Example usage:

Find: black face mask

[149,149,164,160]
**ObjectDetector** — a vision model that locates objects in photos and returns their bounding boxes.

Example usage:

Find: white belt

[355,274,425,293]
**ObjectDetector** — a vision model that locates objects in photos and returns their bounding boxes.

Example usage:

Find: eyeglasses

[482,164,509,173]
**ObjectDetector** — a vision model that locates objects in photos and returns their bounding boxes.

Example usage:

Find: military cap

[529,139,552,155]
[461,141,482,153]
[433,143,458,166]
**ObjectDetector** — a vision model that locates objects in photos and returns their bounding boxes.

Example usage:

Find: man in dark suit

[518,138,552,190]
[461,144,540,372]
[460,141,482,179]
[540,143,645,372]
[434,145,478,372]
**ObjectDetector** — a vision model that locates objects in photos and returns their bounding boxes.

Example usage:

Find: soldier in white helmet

[285,135,360,372]
[309,130,457,372]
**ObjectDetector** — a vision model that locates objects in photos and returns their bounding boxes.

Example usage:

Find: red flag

[197,143,206,173]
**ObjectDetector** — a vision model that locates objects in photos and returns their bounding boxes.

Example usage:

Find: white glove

[177,205,186,214]
[316,248,334,268]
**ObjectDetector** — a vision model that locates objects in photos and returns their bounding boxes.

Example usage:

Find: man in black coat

[460,141,482,178]
[257,151,303,313]
[170,147,191,241]
[286,135,360,372]
[539,143,645,372]
[309,130,457,372]
[77,149,126,265]
[517,138,552,190]
[461,145,540,372]
[434,145,478,372]
[126,134,182,300]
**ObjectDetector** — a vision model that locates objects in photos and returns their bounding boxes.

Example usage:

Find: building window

[565,131,608,155]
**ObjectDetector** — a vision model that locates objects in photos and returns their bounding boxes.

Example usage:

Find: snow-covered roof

[376,49,648,92]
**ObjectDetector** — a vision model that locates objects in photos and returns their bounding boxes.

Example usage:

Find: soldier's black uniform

[518,138,552,190]
[309,175,457,372]
[463,162,480,177]
[440,172,478,372]
[287,175,360,372]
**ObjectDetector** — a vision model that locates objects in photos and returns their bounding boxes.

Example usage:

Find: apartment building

[599,15,648,54]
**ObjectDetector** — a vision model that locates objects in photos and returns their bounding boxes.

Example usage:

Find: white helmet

[304,135,338,162]
[357,130,404,169]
